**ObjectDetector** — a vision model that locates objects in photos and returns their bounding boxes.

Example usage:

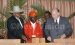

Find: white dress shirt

[30,21,36,29]
[15,17,23,28]
[54,16,60,24]
[30,21,36,37]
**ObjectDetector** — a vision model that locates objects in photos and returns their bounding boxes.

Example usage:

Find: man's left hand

[61,34,66,38]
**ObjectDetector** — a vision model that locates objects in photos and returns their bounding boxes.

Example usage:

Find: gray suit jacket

[45,16,72,42]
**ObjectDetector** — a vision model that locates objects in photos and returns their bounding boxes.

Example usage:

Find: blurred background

[0,0,75,39]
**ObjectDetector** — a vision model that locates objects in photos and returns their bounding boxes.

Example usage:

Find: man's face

[52,9,60,19]
[44,13,50,20]
[30,16,37,23]
[13,12,21,17]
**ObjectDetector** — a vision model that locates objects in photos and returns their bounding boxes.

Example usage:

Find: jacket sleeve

[64,18,72,38]
[44,20,50,37]
[7,19,14,32]
[7,19,19,38]
[7,19,24,39]
[39,25,43,37]
[24,24,29,37]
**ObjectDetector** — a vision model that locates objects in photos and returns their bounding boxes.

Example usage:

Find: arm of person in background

[3,30,8,39]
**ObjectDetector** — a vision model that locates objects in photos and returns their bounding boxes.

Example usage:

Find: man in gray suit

[45,8,72,42]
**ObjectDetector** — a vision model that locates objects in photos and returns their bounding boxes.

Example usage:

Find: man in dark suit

[42,11,51,43]
[45,8,72,42]
[7,6,26,43]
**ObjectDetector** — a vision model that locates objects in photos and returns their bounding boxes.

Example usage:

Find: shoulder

[7,16,14,22]
[60,16,69,21]
[47,17,53,21]
[46,17,53,23]
[24,22,31,28]
[36,22,41,25]
[36,22,42,28]
[24,21,30,26]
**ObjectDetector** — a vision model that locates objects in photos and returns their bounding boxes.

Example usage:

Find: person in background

[45,8,72,42]
[42,11,51,43]
[7,6,26,43]
[24,11,43,43]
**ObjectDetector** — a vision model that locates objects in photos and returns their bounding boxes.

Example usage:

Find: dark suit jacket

[45,16,72,42]
[7,15,25,39]
[42,22,50,43]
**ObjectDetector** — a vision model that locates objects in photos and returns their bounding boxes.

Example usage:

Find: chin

[52,17,55,18]
[16,16,20,17]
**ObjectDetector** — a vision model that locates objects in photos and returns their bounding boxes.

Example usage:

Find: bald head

[52,8,60,20]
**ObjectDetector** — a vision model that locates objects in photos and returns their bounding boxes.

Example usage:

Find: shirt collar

[30,21,36,25]
[30,21,36,29]
[15,17,20,20]
[54,16,60,24]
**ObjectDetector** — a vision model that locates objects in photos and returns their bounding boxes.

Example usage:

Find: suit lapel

[29,22,34,34]
[51,16,62,32]
[12,16,19,23]
[51,17,55,23]
[12,15,24,28]
[57,16,63,32]
[34,22,38,34]
[59,16,62,25]
[29,21,37,35]
[19,18,24,26]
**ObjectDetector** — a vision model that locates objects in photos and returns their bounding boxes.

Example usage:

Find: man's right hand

[47,36,51,41]
[22,35,27,41]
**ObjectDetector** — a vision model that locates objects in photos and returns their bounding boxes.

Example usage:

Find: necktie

[55,20,58,32]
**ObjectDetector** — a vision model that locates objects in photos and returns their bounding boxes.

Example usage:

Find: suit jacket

[24,21,43,42]
[42,22,50,43]
[45,16,72,42]
[7,15,24,39]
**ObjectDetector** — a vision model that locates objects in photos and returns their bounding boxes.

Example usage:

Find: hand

[4,36,7,39]
[3,30,7,39]
[22,35,27,41]
[61,34,66,38]
[47,36,51,41]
